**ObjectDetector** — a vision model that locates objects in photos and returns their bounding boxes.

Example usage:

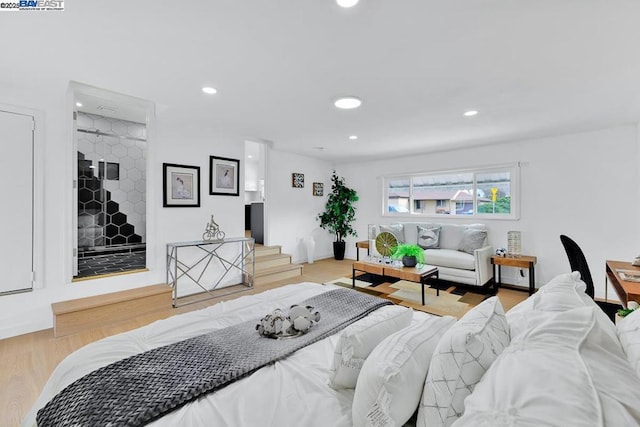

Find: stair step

[255,245,281,257]
[254,263,303,286]
[255,253,292,270]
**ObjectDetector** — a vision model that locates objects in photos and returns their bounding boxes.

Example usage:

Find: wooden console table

[605,260,640,307]
[166,237,255,307]
[352,261,439,305]
[491,255,537,295]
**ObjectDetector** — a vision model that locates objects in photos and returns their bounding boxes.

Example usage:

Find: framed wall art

[163,163,201,207]
[292,173,304,188]
[312,182,324,196]
[209,156,240,196]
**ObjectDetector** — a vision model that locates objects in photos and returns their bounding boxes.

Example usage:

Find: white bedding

[23,282,431,427]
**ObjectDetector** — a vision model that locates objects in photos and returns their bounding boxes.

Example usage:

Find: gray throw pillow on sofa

[380,224,405,243]
[417,226,441,249]
[458,229,487,254]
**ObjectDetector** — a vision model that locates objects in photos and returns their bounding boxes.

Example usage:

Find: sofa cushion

[379,224,405,244]
[455,306,640,427]
[438,224,487,251]
[425,249,475,270]
[417,225,441,249]
[458,229,488,254]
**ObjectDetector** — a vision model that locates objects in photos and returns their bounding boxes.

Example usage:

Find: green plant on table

[391,244,426,264]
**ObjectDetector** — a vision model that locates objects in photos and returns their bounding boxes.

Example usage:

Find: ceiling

[2,1,640,162]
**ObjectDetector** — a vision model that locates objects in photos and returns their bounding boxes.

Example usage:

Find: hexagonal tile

[78,188,92,203]
[112,212,127,226]
[128,190,142,203]
[120,157,134,170]
[112,235,126,245]
[120,223,134,236]
[128,168,142,181]
[106,200,119,215]
[128,145,142,159]
[111,144,127,158]
[106,224,118,237]
[134,179,145,192]
[119,178,134,192]
[127,124,144,138]
[135,157,146,171]
[119,200,133,215]
[135,201,146,214]
[128,234,142,244]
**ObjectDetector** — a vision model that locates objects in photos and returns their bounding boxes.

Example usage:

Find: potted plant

[391,244,426,267]
[616,301,639,324]
[317,171,359,260]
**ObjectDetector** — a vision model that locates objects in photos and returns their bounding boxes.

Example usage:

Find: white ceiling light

[75,102,83,107]
[464,110,478,117]
[337,0,359,8]
[202,86,217,95]
[247,155,253,158]
[349,135,358,140]
[334,96,362,110]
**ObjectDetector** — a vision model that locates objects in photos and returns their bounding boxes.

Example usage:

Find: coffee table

[352,261,439,305]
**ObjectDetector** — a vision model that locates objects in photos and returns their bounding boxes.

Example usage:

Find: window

[383,164,519,219]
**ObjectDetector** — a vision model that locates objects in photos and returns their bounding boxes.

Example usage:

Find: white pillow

[418,296,510,427]
[456,306,640,427]
[329,305,413,389]
[617,307,640,379]
[506,272,615,341]
[351,315,456,427]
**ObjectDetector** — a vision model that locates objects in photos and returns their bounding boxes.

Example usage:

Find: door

[0,110,34,294]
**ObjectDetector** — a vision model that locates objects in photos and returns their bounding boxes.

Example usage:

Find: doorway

[244,141,266,244]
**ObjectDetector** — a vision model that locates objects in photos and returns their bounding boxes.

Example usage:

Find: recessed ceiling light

[337,0,359,7]
[334,96,362,109]
[247,155,253,158]
[75,102,83,107]
[464,110,478,117]
[349,135,358,140]
[202,86,217,95]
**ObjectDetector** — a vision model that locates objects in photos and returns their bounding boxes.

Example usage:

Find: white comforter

[23,282,429,426]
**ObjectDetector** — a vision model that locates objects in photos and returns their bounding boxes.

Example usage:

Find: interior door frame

[0,104,44,292]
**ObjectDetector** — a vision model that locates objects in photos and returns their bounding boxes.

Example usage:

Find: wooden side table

[355,240,370,261]
[491,255,537,295]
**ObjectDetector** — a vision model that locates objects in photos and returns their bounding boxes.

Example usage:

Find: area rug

[324,277,490,319]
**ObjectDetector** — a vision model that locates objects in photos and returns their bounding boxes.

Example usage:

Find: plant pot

[402,255,417,267]
[333,241,346,260]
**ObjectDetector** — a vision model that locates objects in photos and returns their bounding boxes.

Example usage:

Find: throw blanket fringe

[37,288,391,427]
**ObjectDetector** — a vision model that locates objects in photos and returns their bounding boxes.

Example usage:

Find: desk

[491,255,537,295]
[605,260,640,308]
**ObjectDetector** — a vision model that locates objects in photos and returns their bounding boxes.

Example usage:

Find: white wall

[0,83,247,339]
[336,125,640,301]
[267,150,334,263]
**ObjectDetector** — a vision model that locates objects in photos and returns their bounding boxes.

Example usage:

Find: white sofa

[368,222,493,288]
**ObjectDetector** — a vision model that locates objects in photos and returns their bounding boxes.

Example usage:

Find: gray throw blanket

[37,288,391,427]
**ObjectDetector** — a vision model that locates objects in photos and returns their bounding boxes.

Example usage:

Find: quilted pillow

[352,315,456,427]
[456,306,640,427]
[617,307,640,379]
[457,229,487,254]
[417,296,510,427]
[417,225,441,249]
[329,305,412,389]
[379,224,405,244]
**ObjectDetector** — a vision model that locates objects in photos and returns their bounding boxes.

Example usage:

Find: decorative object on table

[391,243,426,267]
[616,301,639,324]
[209,155,240,196]
[317,170,359,260]
[312,182,324,196]
[495,248,507,257]
[202,214,225,241]
[256,304,321,338]
[163,163,201,207]
[375,231,398,258]
[292,172,304,188]
[305,236,316,264]
[507,230,521,257]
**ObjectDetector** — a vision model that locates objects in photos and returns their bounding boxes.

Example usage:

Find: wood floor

[0,258,527,427]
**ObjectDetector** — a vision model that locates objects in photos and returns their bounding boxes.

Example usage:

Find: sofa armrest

[474,245,493,286]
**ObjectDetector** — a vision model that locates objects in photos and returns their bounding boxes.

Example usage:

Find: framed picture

[292,173,304,188]
[313,182,324,196]
[163,163,200,207]
[209,156,240,196]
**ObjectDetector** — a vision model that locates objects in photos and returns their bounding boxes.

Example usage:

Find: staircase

[254,245,303,285]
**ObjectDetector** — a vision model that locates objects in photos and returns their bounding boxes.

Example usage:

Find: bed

[23,275,640,427]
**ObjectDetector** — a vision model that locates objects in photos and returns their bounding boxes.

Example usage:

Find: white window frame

[382,163,520,220]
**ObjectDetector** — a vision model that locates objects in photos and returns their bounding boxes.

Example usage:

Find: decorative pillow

[456,307,640,427]
[457,229,487,254]
[379,224,405,244]
[417,225,441,249]
[417,296,510,427]
[617,307,640,379]
[329,305,413,389]
[352,315,456,427]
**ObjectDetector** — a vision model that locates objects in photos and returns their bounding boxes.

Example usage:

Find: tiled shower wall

[77,112,146,246]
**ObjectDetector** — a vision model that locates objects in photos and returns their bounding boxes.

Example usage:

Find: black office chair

[560,235,595,299]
